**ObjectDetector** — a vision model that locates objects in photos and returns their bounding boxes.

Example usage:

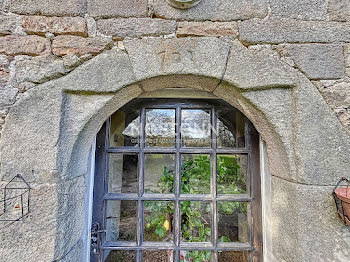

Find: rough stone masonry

[0,0,349,262]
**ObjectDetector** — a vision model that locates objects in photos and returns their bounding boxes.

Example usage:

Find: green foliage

[146,155,244,261]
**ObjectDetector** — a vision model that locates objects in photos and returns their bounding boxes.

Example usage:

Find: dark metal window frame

[91,99,262,262]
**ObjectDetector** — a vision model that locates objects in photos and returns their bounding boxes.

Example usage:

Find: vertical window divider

[174,106,181,262]
[211,107,218,261]
[102,118,112,248]
[137,108,146,262]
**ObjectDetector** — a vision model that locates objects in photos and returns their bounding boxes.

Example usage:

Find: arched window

[90,99,262,262]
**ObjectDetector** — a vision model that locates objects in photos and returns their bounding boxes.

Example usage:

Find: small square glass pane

[108,154,138,194]
[217,202,248,243]
[181,154,210,194]
[217,109,246,148]
[146,109,175,147]
[217,251,249,262]
[143,250,174,262]
[105,250,136,262]
[181,109,211,147]
[180,251,212,262]
[180,201,211,242]
[145,154,175,194]
[106,200,137,242]
[110,107,140,147]
[217,155,247,195]
[143,201,174,242]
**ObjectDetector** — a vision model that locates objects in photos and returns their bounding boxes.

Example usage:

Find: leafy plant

[145,155,245,261]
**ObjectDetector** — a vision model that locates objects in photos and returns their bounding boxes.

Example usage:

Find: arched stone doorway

[0,38,349,261]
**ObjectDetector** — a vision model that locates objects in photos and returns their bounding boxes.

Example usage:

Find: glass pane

[105,250,136,262]
[143,250,174,262]
[180,201,211,242]
[146,109,175,147]
[181,154,210,194]
[110,107,140,147]
[217,155,247,195]
[108,154,138,194]
[218,202,248,243]
[145,154,175,194]
[106,200,137,242]
[144,201,174,242]
[181,109,211,147]
[218,251,249,262]
[180,250,212,262]
[217,109,245,148]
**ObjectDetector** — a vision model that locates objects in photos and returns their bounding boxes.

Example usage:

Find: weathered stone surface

[7,0,87,16]
[0,14,19,35]
[177,21,238,37]
[52,35,112,56]
[0,84,63,181]
[271,177,350,261]
[150,0,268,21]
[345,44,350,76]
[240,18,350,44]
[0,177,86,262]
[124,37,231,91]
[243,88,297,181]
[223,41,298,89]
[282,44,345,80]
[0,49,138,183]
[270,0,327,20]
[58,240,84,262]
[21,16,87,36]
[62,54,82,70]
[60,49,135,92]
[295,76,350,185]
[328,0,350,22]
[0,87,17,106]
[87,0,148,18]
[320,81,350,131]
[14,55,66,84]
[0,35,50,56]
[97,18,176,40]
[0,55,10,86]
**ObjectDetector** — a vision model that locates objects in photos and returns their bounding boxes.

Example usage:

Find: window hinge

[91,222,106,255]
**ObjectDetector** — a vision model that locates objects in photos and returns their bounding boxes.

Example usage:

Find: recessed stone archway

[0,37,349,261]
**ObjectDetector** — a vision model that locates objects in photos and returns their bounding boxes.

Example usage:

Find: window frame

[91,99,262,262]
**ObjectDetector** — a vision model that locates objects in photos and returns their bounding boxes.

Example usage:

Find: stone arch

[0,37,350,261]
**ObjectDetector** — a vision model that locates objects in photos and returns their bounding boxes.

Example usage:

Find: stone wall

[0,1,349,262]
[0,0,349,139]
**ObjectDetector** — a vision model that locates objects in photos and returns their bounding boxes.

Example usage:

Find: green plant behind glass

[145,155,245,261]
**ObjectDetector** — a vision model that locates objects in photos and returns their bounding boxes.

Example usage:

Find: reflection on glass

[218,251,249,262]
[181,201,211,242]
[106,200,137,242]
[217,109,245,148]
[217,155,247,194]
[218,202,248,243]
[105,250,136,262]
[144,201,174,242]
[182,109,211,147]
[146,109,175,147]
[180,251,212,262]
[143,250,174,262]
[181,154,210,194]
[145,154,175,194]
[108,154,138,194]
[110,108,140,147]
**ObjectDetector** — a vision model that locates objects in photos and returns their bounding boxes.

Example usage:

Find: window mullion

[136,107,146,262]
[173,106,181,262]
[211,107,218,261]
